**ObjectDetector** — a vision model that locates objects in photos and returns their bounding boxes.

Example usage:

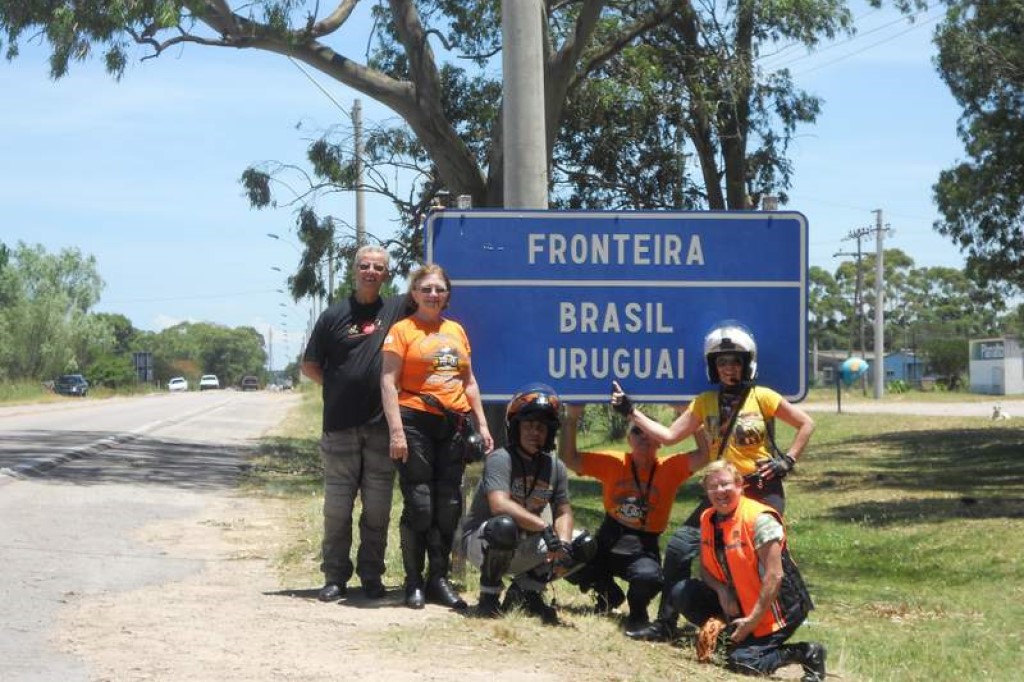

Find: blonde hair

[701,460,742,487]
[406,263,452,311]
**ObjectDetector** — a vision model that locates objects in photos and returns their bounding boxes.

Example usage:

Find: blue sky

[0,3,966,370]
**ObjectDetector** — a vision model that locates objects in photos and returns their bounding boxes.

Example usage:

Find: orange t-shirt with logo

[579,450,692,533]
[382,316,472,415]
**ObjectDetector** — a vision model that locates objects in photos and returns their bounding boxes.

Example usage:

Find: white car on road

[199,375,221,391]
[167,377,189,392]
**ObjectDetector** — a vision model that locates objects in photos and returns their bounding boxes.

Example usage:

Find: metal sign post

[426,210,808,403]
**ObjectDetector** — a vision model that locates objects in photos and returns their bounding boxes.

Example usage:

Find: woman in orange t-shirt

[381,264,493,611]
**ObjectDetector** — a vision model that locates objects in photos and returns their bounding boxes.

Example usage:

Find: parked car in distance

[199,374,221,391]
[168,376,189,392]
[54,374,89,397]
[240,376,260,391]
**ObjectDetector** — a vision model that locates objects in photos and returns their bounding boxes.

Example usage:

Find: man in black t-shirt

[302,245,407,602]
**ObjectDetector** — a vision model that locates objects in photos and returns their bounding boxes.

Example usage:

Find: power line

[793,12,943,77]
[286,55,351,117]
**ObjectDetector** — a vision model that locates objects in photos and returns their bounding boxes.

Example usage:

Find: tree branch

[310,0,359,38]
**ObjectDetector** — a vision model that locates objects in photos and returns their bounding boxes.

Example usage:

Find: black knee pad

[403,484,433,532]
[570,530,597,564]
[482,514,519,550]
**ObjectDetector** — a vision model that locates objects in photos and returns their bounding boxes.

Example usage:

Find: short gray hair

[354,244,389,270]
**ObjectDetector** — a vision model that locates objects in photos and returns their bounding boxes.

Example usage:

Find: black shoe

[362,579,387,600]
[404,583,426,609]
[475,592,503,618]
[502,584,558,625]
[624,612,651,634]
[624,619,675,642]
[593,582,626,614]
[426,576,468,611]
[317,583,347,602]
[799,642,827,682]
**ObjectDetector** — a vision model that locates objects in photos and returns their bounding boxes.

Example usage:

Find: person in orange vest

[671,461,825,681]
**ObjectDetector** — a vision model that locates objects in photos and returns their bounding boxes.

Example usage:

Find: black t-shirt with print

[303,294,406,432]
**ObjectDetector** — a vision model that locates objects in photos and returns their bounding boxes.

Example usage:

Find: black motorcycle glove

[759,453,796,480]
[541,525,561,552]
[612,392,634,417]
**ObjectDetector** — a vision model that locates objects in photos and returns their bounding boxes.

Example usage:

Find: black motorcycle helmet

[505,383,562,453]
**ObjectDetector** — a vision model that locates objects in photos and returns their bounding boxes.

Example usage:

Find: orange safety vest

[700,496,813,638]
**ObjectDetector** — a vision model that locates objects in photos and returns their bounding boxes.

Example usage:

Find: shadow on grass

[808,426,1024,524]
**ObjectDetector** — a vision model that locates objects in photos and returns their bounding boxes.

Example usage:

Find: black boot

[475,591,503,618]
[623,593,651,634]
[625,594,677,641]
[502,583,559,625]
[798,643,827,682]
[425,528,467,610]
[426,575,467,610]
[476,541,515,617]
[593,577,626,614]
[778,642,827,682]
[400,525,427,609]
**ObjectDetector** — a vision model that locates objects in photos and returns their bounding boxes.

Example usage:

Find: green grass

[0,379,160,404]
[253,390,1024,681]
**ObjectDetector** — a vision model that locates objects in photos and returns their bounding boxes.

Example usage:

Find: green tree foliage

[0,242,105,380]
[87,353,137,388]
[812,248,1005,372]
[933,1,1024,290]
[920,337,968,389]
[808,265,847,350]
[139,321,267,387]
[93,312,137,354]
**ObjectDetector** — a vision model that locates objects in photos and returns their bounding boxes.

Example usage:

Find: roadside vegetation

[249,387,1024,682]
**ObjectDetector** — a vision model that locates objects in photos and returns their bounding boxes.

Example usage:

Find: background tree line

[0,241,270,389]
[809,246,1024,386]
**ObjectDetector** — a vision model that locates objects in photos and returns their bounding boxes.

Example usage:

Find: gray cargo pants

[320,420,396,585]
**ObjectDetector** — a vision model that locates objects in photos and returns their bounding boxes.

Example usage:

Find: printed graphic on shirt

[705,411,766,448]
[418,332,464,388]
[609,480,652,523]
[511,474,553,514]
[732,411,767,446]
[346,317,383,338]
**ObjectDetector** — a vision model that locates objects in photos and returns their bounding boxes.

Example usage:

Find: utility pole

[872,209,890,399]
[502,0,547,208]
[353,99,366,247]
[835,226,872,358]
[268,326,274,373]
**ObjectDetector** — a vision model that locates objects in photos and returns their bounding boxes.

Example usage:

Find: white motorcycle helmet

[704,322,758,383]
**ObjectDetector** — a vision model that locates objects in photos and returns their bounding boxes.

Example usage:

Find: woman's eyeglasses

[417,285,449,294]
[715,356,742,367]
[357,262,387,272]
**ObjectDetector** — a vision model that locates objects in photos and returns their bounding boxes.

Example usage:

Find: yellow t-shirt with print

[685,386,783,476]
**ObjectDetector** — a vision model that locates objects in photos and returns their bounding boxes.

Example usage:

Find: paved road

[801,396,1024,418]
[0,391,299,681]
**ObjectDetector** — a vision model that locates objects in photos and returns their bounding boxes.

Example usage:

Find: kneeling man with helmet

[461,383,595,624]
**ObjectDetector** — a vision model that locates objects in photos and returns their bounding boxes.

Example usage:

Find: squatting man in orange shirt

[558,403,706,635]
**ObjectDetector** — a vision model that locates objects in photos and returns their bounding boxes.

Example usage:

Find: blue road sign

[425,210,807,403]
